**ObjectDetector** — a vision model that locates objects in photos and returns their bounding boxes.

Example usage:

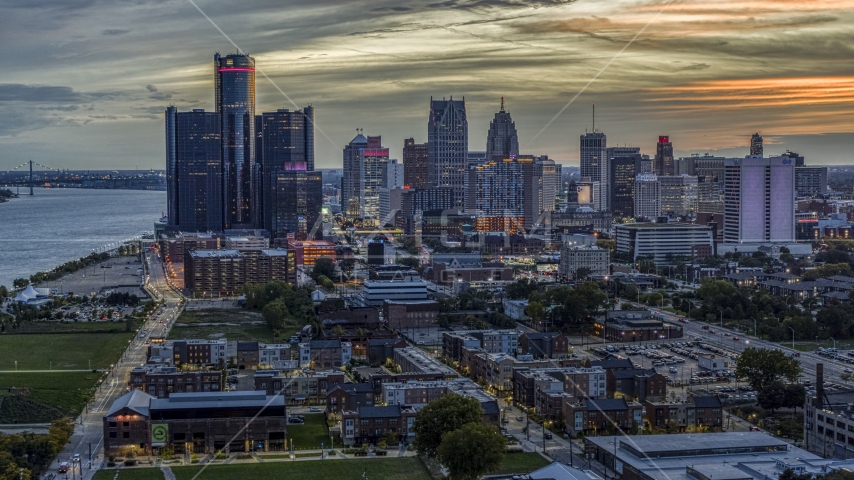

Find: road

[45,252,183,480]
[642,304,852,385]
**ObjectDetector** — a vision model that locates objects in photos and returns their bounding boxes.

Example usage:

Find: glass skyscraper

[215,53,256,228]
[428,97,468,209]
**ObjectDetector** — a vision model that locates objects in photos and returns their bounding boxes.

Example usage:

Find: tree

[12,278,28,289]
[262,298,289,330]
[735,348,802,391]
[413,394,483,458]
[779,468,813,480]
[575,267,593,281]
[437,422,506,480]
[312,257,336,281]
[317,275,335,290]
[525,301,547,329]
[757,381,785,413]
[782,382,806,411]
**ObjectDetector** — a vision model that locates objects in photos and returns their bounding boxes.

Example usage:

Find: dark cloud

[0,84,84,103]
[144,84,158,93]
[102,28,130,36]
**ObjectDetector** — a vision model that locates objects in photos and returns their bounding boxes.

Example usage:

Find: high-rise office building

[537,156,559,224]
[485,97,519,162]
[380,159,405,222]
[466,157,531,232]
[795,166,828,197]
[268,168,323,239]
[750,133,763,157]
[607,147,642,219]
[403,138,429,189]
[634,174,661,219]
[342,134,389,221]
[428,97,468,209]
[580,131,608,212]
[255,106,322,236]
[659,175,699,217]
[654,136,675,176]
[215,53,256,228]
[723,156,795,243]
[165,106,178,226]
[165,108,223,232]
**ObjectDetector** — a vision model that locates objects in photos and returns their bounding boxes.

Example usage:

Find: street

[44,252,183,480]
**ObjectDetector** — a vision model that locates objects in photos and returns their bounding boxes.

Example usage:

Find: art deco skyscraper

[485,97,519,162]
[215,52,256,228]
[655,136,675,176]
[750,133,763,157]
[428,97,468,209]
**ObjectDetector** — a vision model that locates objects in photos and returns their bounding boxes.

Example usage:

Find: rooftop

[189,249,241,258]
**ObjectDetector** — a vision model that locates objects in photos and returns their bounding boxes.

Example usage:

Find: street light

[717,308,723,328]
[749,318,757,338]
[789,327,796,351]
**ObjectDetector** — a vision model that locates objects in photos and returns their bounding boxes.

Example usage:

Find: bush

[124,460,137,466]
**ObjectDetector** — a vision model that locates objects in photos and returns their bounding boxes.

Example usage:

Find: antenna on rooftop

[500,96,505,112]
[592,103,595,133]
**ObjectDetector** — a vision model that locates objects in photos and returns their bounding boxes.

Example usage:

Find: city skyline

[1,0,853,170]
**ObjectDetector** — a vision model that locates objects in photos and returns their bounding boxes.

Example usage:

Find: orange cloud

[646,77,854,109]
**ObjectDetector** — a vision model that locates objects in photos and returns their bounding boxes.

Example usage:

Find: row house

[366,337,408,366]
[128,365,222,398]
[513,367,607,411]
[253,370,345,405]
[299,340,353,368]
[469,353,552,393]
[354,369,452,405]
[563,398,645,435]
[607,368,667,402]
[326,382,375,414]
[518,332,569,359]
[644,396,723,432]
[342,405,417,446]
[378,378,500,425]
[442,329,520,361]
[393,347,458,377]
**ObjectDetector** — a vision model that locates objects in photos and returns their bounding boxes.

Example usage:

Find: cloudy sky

[1,0,853,170]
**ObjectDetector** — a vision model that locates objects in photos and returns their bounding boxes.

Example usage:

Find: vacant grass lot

[0,332,133,370]
[0,371,103,420]
[93,469,166,480]
[169,309,286,343]
[492,452,551,475]
[170,457,431,480]
[12,319,136,335]
[288,414,329,450]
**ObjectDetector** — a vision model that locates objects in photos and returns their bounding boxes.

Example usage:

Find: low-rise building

[393,346,458,377]
[253,370,345,405]
[326,382,375,414]
[563,398,645,435]
[594,310,683,342]
[442,329,521,361]
[299,340,353,368]
[363,274,429,306]
[559,245,610,280]
[518,332,569,359]
[513,367,607,411]
[469,353,552,392]
[606,368,667,402]
[383,300,440,330]
[697,354,730,371]
[614,223,714,264]
[128,365,222,398]
[644,396,723,432]
[366,337,408,365]
[342,405,417,446]
[103,390,287,456]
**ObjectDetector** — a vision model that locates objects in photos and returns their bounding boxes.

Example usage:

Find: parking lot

[589,339,747,401]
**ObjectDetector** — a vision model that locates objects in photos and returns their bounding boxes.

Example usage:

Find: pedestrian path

[161,467,176,480]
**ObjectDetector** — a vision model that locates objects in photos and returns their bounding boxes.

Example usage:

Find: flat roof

[150,391,284,411]
[189,249,241,258]
[587,432,789,457]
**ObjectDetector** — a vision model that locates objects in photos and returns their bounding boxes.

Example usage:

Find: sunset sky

[1,0,853,169]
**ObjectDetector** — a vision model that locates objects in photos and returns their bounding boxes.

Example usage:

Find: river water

[0,188,165,289]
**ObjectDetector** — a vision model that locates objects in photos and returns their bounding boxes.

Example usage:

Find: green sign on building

[152,424,168,443]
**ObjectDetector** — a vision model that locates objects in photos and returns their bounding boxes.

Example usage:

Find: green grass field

[288,414,329,450]
[169,309,286,343]
[0,371,104,420]
[12,319,137,335]
[492,452,551,475]
[94,458,432,480]
[93,469,166,480]
[0,332,133,370]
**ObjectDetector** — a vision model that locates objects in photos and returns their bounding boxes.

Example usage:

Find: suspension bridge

[2,160,64,195]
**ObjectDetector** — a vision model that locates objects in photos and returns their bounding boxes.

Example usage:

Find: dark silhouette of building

[215,52,256,228]
[750,133,763,157]
[485,97,519,162]
[655,135,674,176]
[428,97,468,209]
[259,107,317,237]
[165,108,223,232]
[608,147,642,219]
[403,138,428,189]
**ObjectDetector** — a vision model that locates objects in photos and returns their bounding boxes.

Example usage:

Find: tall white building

[634,174,661,219]
[723,156,795,243]
[580,132,608,212]
[659,175,698,216]
[379,159,405,222]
